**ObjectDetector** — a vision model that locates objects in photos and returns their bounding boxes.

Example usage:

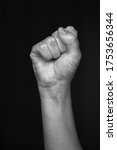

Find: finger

[58,27,76,44]
[58,27,79,52]
[52,31,66,54]
[46,36,60,59]
[38,42,52,61]
[58,27,81,66]
[66,26,78,37]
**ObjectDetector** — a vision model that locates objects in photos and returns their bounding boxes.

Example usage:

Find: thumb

[58,26,81,66]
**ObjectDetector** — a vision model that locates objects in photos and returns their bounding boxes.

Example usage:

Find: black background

[4,0,99,150]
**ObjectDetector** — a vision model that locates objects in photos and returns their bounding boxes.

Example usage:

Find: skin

[30,26,82,150]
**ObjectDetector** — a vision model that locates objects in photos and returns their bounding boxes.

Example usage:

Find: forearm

[30,26,82,150]
[38,82,82,150]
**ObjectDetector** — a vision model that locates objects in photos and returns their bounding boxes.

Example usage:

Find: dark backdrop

[4,0,99,150]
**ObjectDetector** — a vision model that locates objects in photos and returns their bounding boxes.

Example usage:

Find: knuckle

[30,43,41,58]
[40,43,47,50]
[32,44,37,51]
[29,52,32,58]
[32,42,43,52]
[48,36,55,43]
[29,51,34,59]
[30,46,36,58]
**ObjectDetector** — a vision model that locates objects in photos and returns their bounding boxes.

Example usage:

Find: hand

[30,26,81,87]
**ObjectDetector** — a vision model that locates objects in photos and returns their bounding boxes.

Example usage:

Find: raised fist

[30,26,81,87]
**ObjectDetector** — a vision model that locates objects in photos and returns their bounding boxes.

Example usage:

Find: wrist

[38,80,71,104]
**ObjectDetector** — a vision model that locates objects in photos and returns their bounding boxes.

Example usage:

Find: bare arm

[39,82,82,150]
[30,26,82,150]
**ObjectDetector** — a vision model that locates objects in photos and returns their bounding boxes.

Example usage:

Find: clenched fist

[30,26,81,87]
